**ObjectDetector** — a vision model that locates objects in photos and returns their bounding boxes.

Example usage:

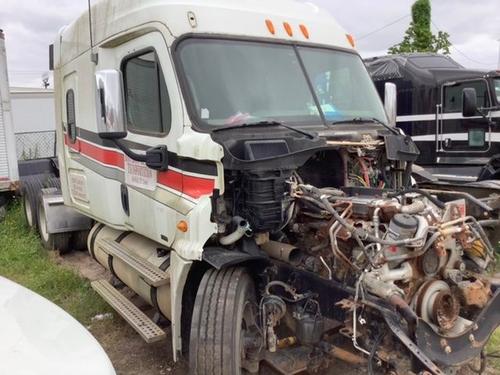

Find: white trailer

[11,87,56,160]
[0,29,19,209]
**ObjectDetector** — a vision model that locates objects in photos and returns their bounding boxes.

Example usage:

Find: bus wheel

[190,267,261,375]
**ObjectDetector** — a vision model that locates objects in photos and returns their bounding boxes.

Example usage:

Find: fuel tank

[87,223,172,320]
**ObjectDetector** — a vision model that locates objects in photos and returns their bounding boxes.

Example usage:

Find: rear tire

[189,267,259,375]
[72,230,90,251]
[22,182,40,229]
[37,197,71,253]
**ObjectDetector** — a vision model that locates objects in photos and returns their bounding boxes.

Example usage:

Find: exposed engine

[212,130,498,374]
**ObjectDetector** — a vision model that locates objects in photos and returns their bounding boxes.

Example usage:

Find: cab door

[110,31,184,245]
[437,79,492,163]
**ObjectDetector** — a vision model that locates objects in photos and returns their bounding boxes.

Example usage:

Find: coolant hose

[219,216,251,245]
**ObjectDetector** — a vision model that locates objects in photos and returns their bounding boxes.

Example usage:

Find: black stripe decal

[76,127,218,176]
[159,253,171,271]
[115,231,132,243]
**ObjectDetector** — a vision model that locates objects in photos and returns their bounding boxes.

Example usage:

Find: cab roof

[57,0,354,66]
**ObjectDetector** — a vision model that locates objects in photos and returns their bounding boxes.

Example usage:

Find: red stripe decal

[182,174,215,199]
[65,135,214,198]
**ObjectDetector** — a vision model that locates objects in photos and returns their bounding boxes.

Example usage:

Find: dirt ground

[55,251,496,375]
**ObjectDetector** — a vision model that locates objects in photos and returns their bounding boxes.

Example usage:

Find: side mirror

[95,70,127,139]
[384,82,397,127]
[462,87,478,117]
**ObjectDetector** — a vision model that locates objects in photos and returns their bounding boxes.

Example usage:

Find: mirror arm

[476,107,497,127]
[113,139,148,163]
[112,139,169,171]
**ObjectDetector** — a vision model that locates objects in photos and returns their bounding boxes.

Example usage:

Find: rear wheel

[22,186,38,229]
[189,267,260,375]
[72,230,90,251]
[37,197,71,253]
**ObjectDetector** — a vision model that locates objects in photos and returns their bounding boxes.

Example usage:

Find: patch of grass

[487,328,500,370]
[0,201,109,324]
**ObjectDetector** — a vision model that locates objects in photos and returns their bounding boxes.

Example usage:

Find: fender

[39,188,92,234]
[202,247,268,270]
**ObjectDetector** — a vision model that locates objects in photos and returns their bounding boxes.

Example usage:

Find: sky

[1,0,499,88]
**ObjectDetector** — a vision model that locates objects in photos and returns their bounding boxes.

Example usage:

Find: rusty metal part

[415,280,457,330]
[329,201,358,271]
[329,345,367,365]
[383,312,445,375]
[431,291,460,331]
[261,241,304,266]
[388,294,417,329]
[276,336,297,349]
[263,346,309,374]
[336,298,357,311]
[415,288,500,368]
[457,279,491,308]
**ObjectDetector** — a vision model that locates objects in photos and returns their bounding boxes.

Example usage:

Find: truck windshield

[177,38,387,128]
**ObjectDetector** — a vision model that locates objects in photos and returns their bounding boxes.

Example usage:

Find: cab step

[97,238,170,287]
[91,279,166,343]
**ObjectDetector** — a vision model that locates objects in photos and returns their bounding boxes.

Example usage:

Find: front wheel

[189,267,260,375]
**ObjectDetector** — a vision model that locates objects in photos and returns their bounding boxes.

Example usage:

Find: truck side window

[443,80,489,113]
[122,50,171,135]
[66,89,77,143]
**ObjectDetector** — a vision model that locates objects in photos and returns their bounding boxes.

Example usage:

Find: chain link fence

[15,131,56,160]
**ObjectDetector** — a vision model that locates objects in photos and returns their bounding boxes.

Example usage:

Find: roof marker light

[346,34,355,48]
[265,19,275,35]
[299,24,309,39]
[283,22,293,37]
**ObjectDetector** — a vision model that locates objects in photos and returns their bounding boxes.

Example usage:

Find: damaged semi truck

[45,0,500,374]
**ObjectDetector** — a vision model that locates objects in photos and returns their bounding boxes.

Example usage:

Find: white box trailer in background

[0,29,19,210]
[11,87,56,160]
[0,28,91,238]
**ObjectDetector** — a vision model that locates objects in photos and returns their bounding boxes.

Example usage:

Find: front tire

[189,267,259,375]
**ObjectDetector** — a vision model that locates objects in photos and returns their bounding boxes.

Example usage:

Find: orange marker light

[283,22,293,37]
[265,19,275,35]
[346,33,355,48]
[177,220,188,233]
[299,24,309,39]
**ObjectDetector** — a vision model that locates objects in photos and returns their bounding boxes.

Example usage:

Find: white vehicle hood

[0,276,115,375]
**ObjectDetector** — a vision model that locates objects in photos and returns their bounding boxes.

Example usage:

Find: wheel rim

[24,196,33,226]
[38,205,49,242]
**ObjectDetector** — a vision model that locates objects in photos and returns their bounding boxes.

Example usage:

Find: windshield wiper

[330,117,400,135]
[212,120,316,139]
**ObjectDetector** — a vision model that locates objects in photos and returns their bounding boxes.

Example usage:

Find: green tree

[389,0,451,54]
